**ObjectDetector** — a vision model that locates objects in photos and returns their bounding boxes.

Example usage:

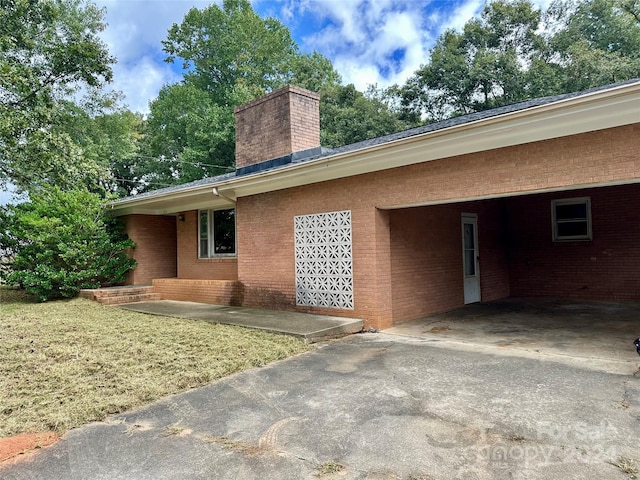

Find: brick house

[110,81,640,330]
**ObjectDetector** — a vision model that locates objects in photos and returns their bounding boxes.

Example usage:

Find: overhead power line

[129,154,235,171]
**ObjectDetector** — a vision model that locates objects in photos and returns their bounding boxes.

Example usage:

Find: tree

[163,0,298,105]
[139,0,413,193]
[393,0,640,122]
[0,0,115,192]
[396,0,545,120]
[58,99,146,196]
[0,187,135,301]
[137,83,235,193]
[547,0,640,92]
[319,84,417,148]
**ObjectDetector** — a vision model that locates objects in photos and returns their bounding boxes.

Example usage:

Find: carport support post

[370,208,393,330]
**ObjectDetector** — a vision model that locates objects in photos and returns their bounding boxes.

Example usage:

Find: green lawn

[0,288,311,437]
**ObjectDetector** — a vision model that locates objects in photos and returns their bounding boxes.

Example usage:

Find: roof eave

[111,81,640,216]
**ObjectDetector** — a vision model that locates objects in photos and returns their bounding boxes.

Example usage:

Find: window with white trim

[199,209,236,257]
[551,197,592,241]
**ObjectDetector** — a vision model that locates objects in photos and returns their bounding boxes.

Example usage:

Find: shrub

[0,187,135,301]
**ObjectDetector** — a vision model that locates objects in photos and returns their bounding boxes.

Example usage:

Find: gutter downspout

[212,187,237,204]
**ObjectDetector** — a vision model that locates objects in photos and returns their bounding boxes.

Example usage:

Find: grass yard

[0,288,311,438]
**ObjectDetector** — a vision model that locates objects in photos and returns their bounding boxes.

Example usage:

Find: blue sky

[1,0,554,205]
[93,0,537,113]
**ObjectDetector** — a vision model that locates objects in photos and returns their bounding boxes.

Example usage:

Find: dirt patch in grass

[0,432,59,465]
[0,288,312,438]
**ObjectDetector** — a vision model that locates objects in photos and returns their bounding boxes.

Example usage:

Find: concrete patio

[118,300,364,343]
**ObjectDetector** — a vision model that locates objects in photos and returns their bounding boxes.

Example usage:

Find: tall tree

[141,83,234,191]
[139,0,413,194]
[547,0,640,92]
[319,84,417,148]
[0,0,115,193]
[396,0,544,120]
[394,0,640,122]
[59,100,145,197]
[163,0,298,105]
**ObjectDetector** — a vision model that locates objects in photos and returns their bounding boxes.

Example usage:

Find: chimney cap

[234,85,320,114]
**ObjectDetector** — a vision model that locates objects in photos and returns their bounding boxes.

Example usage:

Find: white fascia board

[110,190,234,216]
[220,82,639,198]
[111,82,640,216]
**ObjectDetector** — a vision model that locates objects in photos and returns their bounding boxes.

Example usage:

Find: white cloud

[444,0,483,32]
[95,0,219,113]
[92,0,503,112]
[107,55,179,113]
[0,183,24,206]
[286,0,442,90]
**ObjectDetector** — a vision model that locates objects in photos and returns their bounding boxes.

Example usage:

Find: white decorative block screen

[294,210,353,309]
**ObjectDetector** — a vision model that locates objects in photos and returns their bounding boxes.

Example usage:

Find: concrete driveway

[2,323,639,479]
[386,298,640,375]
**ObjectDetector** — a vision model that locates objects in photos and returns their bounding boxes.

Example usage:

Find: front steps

[78,285,161,305]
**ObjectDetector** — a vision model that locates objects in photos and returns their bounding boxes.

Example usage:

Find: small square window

[551,197,592,241]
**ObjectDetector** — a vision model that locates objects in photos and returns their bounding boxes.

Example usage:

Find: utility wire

[111,177,174,188]
[128,153,235,171]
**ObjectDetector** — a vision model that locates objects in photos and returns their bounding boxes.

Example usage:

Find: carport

[384,182,640,326]
[385,297,640,375]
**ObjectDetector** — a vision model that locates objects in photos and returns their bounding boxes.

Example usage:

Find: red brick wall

[153,278,243,306]
[176,210,238,280]
[124,214,177,285]
[236,184,390,328]
[234,86,320,168]
[389,201,510,323]
[371,125,638,207]
[507,184,640,300]
[236,125,637,329]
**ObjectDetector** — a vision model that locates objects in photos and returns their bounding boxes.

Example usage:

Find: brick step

[99,293,162,305]
[78,286,159,305]
[79,286,154,299]
[90,286,154,298]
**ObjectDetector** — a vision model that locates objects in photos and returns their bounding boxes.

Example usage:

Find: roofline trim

[111,81,640,215]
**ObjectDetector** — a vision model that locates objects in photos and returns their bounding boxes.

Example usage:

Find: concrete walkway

[118,300,363,342]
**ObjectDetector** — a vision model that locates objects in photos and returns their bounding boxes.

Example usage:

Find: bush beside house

[0,187,135,301]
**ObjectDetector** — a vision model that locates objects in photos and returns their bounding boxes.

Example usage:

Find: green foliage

[547,0,640,91]
[59,99,146,196]
[395,0,545,120]
[163,0,297,103]
[393,0,640,121]
[137,0,413,193]
[0,188,135,301]
[137,0,297,191]
[139,83,235,192]
[320,84,417,148]
[0,0,115,192]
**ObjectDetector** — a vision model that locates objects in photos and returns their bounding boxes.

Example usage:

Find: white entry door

[461,213,480,304]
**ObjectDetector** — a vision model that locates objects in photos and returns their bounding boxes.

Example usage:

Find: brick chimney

[234,85,321,175]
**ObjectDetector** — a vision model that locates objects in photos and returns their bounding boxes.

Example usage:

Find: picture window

[199,209,236,257]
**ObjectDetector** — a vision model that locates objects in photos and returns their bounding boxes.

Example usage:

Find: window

[551,197,592,241]
[199,209,236,257]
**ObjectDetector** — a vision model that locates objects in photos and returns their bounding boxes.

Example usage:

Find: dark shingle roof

[297,77,640,164]
[116,78,639,204]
